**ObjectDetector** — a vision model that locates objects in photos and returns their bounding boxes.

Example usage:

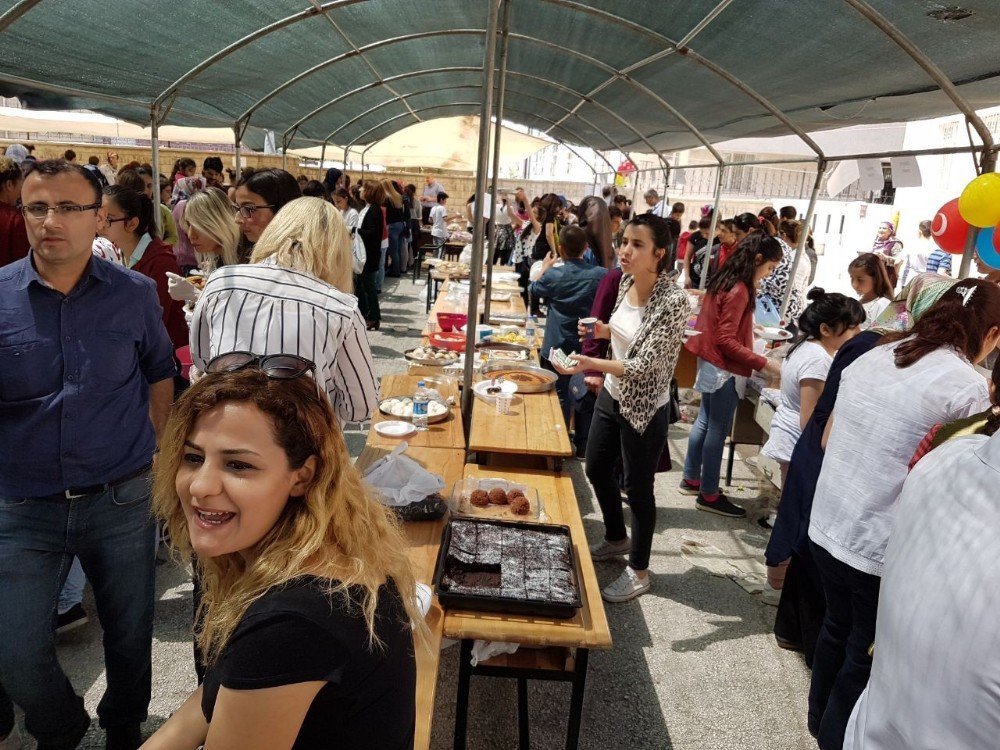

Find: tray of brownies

[433,517,582,619]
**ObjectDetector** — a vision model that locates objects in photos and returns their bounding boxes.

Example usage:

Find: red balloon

[932,198,971,254]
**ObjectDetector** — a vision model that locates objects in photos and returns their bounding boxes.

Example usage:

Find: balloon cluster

[932,173,1000,269]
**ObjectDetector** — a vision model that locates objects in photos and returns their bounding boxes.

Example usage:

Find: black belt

[54,463,152,500]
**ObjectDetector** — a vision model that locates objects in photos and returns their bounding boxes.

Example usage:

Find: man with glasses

[0,160,176,750]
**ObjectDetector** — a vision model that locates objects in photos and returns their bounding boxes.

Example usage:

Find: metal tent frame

[3,0,997,404]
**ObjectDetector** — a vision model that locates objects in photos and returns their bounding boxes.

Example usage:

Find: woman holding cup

[552,215,688,602]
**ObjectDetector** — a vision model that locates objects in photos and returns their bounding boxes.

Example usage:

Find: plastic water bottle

[525,314,537,345]
[413,380,430,431]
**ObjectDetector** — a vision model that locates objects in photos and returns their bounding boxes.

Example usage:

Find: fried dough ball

[488,488,509,505]
[508,488,526,501]
[470,489,490,507]
[510,495,531,515]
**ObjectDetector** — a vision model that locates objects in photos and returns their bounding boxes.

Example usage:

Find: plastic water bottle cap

[417,380,425,387]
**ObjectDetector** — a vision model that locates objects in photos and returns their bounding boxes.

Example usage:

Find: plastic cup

[495,393,513,415]
[580,317,598,340]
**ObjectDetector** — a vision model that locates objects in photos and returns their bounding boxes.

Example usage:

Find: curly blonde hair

[182,188,240,267]
[152,369,423,664]
[249,196,353,293]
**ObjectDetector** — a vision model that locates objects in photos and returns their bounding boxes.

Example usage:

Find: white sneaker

[0,728,23,750]
[589,537,630,561]
[601,568,651,603]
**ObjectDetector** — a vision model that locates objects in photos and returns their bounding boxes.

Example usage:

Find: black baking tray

[433,517,583,620]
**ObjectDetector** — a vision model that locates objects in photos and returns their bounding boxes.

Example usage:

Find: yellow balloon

[958,173,1000,228]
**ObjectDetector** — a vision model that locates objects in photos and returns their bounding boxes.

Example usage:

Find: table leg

[564,648,589,750]
[453,639,473,750]
[725,440,736,486]
[547,456,564,473]
[426,268,433,314]
[517,677,530,750]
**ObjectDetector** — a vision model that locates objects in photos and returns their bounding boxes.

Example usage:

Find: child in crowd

[681,233,784,517]
[849,253,894,329]
[760,289,865,524]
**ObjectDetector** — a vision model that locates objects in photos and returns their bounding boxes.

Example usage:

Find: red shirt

[132,236,188,350]
[684,282,767,376]
[0,204,30,267]
[677,231,691,260]
[716,242,736,270]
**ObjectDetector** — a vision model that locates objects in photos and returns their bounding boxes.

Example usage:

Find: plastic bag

[755,295,781,327]
[362,443,445,507]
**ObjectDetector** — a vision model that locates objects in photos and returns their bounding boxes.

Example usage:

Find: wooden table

[447,465,612,749]
[422,280,526,338]
[467,383,573,469]
[355,444,466,750]
[371,373,465,450]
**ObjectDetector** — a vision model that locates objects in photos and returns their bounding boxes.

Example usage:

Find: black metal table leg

[565,648,589,750]
[725,440,736,486]
[517,677,530,749]
[454,639,473,750]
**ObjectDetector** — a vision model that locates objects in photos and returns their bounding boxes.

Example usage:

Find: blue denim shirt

[0,253,177,496]
[529,259,608,357]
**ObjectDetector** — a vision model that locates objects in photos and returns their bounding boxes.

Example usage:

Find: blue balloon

[976,226,1000,269]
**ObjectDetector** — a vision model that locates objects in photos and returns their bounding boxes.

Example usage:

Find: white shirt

[809,340,990,575]
[860,296,891,329]
[420,181,444,206]
[762,341,833,463]
[429,205,448,239]
[341,207,360,232]
[493,201,512,226]
[844,433,1000,750]
[190,259,380,423]
[604,298,670,409]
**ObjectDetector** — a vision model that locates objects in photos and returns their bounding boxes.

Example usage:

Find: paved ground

[35,275,813,749]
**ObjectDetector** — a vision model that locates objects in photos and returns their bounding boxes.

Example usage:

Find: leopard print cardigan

[614,271,690,433]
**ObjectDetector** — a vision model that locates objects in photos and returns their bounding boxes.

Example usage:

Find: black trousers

[584,389,669,571]
[774,547,826,668]
[808,542,881,750]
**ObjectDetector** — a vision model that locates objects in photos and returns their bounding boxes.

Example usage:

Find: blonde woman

[168,190,241,303]
[145,365,420,749]
[381,178,407,280]
[190,197,378,423]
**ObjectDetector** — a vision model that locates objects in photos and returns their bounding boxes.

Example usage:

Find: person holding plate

[551,214,688,602]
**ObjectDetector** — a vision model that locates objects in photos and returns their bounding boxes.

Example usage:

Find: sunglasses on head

[204,352,325,400]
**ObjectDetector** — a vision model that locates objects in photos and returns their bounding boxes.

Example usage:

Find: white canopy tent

[290,115,553,171]
[0,105,250,146]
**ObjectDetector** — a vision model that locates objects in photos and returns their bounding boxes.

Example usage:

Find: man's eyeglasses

[204,352,326,403]
[21,203,101,220]
[230,203,276,219]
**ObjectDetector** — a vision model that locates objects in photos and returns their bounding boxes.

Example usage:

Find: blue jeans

[57,557,85,614]
[387,221,406,277]
[376,243,388,292]
[683,375,739,495]
[0,472,156,746]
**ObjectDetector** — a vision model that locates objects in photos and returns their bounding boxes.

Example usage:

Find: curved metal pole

[780,161,827,319]
[234,125,242,182]
[485,0,513,323]
[538,0,825,159]
[461,0,500,435]
[698,166,725,290]
[319,141,327,170]
[150,106,163,236]
[0,0,45,34]
[843,0,994,158]
[276,63,670,174]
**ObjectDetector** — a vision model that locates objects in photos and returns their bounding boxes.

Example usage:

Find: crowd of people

[0,137,995,749]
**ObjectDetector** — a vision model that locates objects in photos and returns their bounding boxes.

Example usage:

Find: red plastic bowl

[429,332,466,351]
[437,312,468,332]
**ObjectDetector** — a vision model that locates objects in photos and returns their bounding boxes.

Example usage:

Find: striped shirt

[190,259,379,423]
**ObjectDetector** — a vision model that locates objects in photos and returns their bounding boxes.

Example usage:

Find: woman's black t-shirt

[201,576,415,749]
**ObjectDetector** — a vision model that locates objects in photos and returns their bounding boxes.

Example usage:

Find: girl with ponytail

[806,277,1000,747]
[99,185,188,348]
[761,289,864,489]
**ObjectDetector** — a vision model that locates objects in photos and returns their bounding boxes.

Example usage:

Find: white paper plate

[758,328,793,342]
[472,379,519,401]
[373,420,417,438]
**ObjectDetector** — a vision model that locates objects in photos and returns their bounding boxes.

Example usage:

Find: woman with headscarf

[576,195,614,269]
[765,272,956,667]
[869,220,904,288]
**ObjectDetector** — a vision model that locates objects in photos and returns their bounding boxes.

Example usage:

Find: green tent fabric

[1,0,998,154]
